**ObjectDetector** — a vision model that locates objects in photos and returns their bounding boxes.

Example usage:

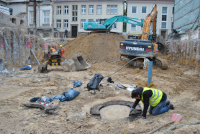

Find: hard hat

[60,45,62,47]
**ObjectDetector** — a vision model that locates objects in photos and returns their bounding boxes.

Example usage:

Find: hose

[165,121,200,131]
[104,57,149,78]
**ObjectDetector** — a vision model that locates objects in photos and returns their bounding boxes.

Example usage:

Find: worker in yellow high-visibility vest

[130,87,174,119]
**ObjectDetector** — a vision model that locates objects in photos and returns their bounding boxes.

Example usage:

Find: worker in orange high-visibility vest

[51,47,56,51]
[60,45,65,58]
[50,47,56,53]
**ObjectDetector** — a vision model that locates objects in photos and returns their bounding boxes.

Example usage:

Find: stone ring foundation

[90,100,142,122]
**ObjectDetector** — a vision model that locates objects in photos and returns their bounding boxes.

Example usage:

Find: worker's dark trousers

[149,97,170,115]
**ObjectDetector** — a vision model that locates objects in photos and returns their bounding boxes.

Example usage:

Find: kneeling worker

[130,87,174,119]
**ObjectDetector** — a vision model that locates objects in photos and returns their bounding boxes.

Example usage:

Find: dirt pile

[64,33,126,63]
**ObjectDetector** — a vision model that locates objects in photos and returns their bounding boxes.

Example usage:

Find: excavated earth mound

[64,33,126,63]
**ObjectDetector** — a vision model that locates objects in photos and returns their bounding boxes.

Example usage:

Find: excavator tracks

[154,57,168,70]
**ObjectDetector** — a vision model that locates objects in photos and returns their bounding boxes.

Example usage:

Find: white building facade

[54,0,124,38]
[27,0,53,37]
[126,0,174,39]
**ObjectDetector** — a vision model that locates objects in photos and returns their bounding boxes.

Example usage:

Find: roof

[54,0,124,1]
[127,0,174,2]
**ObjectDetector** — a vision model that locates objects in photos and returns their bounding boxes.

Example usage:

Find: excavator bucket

[71,52,90,71]
[61,59,75,72]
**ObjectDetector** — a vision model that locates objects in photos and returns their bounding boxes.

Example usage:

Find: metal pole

[34,0,36,35]
[147,61,153,86]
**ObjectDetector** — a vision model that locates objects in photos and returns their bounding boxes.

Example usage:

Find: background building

[27,0,54,38]
[54,0,124,38]
[126,0,174,39]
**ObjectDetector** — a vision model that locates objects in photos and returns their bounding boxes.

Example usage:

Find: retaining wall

[0,27,45,70]
[166,39,200,71]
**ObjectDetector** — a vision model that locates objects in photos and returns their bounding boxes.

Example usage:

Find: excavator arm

[84,15,144,31]
[103,15,143,29]
[141,4,157,41]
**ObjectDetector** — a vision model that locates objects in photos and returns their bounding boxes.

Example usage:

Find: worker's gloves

[130,107,134,113]
[142,116,146,119]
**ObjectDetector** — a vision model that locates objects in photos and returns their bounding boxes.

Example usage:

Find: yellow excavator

[38,47,90,73]
[119,4,168,70]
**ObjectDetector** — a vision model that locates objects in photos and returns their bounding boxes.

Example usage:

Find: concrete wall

[126,1,174,38]
[8,3,27,16]
[54,1,124,36]
[0,13,27,32]
[180,27,200,41]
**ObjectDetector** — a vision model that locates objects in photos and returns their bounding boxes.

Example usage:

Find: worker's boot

[168,104,174,110]
[166,100,170,105]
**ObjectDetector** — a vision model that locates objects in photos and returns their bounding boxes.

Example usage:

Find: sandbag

[62,88,80,101]
[45,89,80,102]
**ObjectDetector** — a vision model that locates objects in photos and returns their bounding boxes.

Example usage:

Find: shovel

[148,113,182,134]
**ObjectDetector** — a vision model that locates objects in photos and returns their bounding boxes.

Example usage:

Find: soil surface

[0,33,200,134]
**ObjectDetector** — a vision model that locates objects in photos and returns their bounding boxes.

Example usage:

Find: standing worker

[65,29,68,38]
[60,45,65,58]
[130,87,174,119]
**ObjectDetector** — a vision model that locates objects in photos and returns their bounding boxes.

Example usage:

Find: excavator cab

[99,19,107,25]
[128,34,142,39]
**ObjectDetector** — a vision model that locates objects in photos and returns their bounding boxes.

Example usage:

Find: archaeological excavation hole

[90,100,142,122]
[0,59,3,71]
[11,18,16,24]
[20,20,24,25]
[28,57,31,64]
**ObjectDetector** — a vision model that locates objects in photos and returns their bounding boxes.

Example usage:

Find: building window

[162,7,167,14]
[30,11,33,24]
[142,6,147,13]
[114,5,117,14]
[131,24,136,31]
[81,5,86,14]
[172,7,174,14]
[132,6,137,14]
[64,20,68,28]
[43,10,50,24]
[81,19,86,29]
[97,5,102,14]
[111,5,113,14]
[57,20,61,28]
[57,6,61,15]
[64,6,68,14]
[107,5,117,14]
[162,15,167,21]
[72,5,77,21]
[112,22,117,29]
[88,19,93,22]
[150,22,153,30]
[89,5,94,14]
[162,7,167,29]
[161,22,167,29]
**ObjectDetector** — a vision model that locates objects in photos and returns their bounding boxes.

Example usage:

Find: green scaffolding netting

[174,0,200,34]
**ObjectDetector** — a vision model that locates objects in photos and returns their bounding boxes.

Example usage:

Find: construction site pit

[90,100,142,122]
